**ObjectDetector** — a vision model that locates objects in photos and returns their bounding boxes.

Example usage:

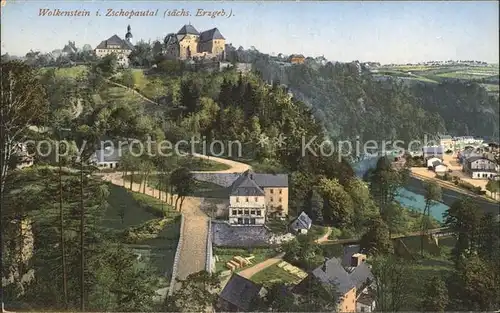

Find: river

[353,156,499,223]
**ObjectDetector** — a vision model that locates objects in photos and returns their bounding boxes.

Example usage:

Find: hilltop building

[462,156,499,179]
[289,54,305,64]
[95,25,134,67]
[228,170,288,226]
[163,24,226,60]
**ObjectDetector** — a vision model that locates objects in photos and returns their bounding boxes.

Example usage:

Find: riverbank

[405,176,499,217]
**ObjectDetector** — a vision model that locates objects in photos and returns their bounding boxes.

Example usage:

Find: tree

[366,157,406,213]
[344,178,379,230]
[370,255,415,312]
[447,254,499,311]
[421,181,442,256]
[443,197,482,262]
[317,177,354,227]
[170,167,194,211]
[283,235,321,270]
[94,54,118,77]
[359,218,392,255]
[477,212,500,263]
[164,271,220,312]
[421,275,449,312]
[0,61,48,306]
[486,179,500,199]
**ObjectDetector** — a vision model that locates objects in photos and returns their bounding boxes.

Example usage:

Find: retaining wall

[167,214,185,296]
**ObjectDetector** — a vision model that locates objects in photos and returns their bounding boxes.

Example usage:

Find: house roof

[219,274,263,311]
[231,176,265,196]
[432,160,443,167]
[466,156,494,163]
[341,245,361,267]
[348,262,373,290]
[230,170,288,194]
[199,28,225,42]
[290,54,305,59]
[177,24,199,35]
[95,35,133,50]
[307,256,373,295]
[311,258,355,294]
[439,135,453,140]
[422,146,444,153]
[290,212,312,230]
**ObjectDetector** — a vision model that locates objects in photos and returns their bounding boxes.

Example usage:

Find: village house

[289,212,312,234]
[438,134,453,151]
[164,24,226,60]
[90,145,122,169]
[293,252,374,313]
[217,274,266,312]
[462,156,499,179]
[228,170,288,226]
[94,25,134,67]
[422,146,444,160]
[289,54,305,64]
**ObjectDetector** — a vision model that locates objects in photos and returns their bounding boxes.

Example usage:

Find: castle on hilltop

[163,24,226,60]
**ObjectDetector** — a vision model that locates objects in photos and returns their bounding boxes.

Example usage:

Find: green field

[376,64,499,86]
[104,184,180,278]
[39,65,88,78]
[251,263,302,287]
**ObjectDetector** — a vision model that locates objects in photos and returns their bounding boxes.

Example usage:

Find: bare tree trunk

[80,161,85,312]
[129,172,133,190]
[175,196,180,212]
[59,160,68,308]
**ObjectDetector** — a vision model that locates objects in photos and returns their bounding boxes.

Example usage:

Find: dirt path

[238,252,286,279]
[105,79,160,106]
[100,153,252,293]
[315,227,332,244]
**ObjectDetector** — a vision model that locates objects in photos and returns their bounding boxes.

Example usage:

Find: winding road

[100,153,251,293]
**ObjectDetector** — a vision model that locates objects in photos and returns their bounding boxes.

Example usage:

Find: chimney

[351,253,367,267]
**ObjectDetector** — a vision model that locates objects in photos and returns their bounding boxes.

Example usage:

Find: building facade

[463,156,499,179]
[228,170,288,226]
[164,24,226,60]
[94,25,134,67]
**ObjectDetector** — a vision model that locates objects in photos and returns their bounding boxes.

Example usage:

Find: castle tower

[125,25,133,42]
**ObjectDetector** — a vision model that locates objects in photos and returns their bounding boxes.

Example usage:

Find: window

[246,197,249,202]
[279,197,282,203]
[236,197,239,202]
[250,210,255,215]
[270,197,273,202]
[232,210,237,215]
[270,189,274,194]
[254,197,258,202]
[256,210,261,216]
[279,189,282,194]
[244,210,249,215]
[238,210,243,215]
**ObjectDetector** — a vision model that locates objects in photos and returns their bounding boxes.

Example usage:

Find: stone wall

[168,214,185,296]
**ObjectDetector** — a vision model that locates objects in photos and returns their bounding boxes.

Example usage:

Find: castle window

[244,209,249,215]
[238,210,243,215]
[254,197,258,202]
[232,210,237,215]
[256,210,261,216]
[250,210,255,215]
[246,197,249,202]
[279,189,282,194]
[270,197,273,202]
[236,197,239,202]
[270,189,274,194]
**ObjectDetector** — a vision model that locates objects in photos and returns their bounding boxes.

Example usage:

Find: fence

[167,214,185,296]
[205,219,214,273]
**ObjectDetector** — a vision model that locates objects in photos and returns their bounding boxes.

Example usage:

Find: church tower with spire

[125,25,133,43]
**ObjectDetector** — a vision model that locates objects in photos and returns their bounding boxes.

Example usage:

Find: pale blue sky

[1,1,499,64]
